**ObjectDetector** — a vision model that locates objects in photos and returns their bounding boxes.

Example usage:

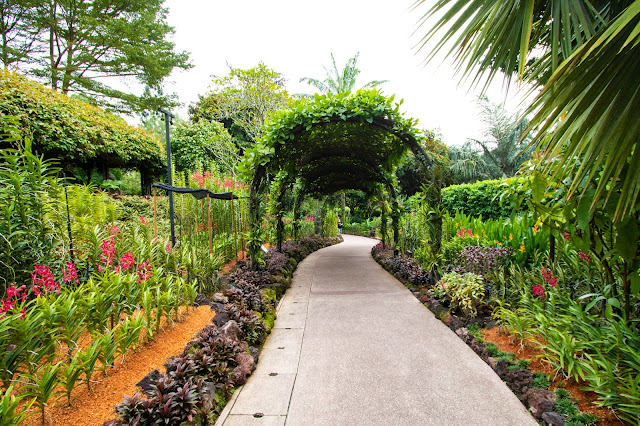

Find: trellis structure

[242,90,434,266]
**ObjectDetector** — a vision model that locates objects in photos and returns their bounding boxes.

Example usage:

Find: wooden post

[231,193,238,259]
[153,187,158,239]
[208,196,212,254]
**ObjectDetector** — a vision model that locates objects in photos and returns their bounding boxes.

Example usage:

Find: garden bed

[49,305,213,425]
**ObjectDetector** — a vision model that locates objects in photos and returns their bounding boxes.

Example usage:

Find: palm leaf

[527,2,640,221]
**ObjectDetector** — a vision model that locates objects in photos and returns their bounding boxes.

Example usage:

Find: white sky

[159,0,532,146]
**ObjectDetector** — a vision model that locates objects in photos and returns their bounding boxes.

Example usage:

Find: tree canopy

[0,0,191,113]
[189,63,291,149]
[0,70,165,176]
[171,120,238,174]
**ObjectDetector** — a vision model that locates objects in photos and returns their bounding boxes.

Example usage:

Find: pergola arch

[243,90,433,266]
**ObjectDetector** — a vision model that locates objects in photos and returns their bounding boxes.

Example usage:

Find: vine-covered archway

[240,90,434,266]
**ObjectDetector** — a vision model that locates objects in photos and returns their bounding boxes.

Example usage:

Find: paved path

[217,235,537,426]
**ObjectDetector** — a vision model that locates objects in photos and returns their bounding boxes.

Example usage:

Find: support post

[153,187,158,239]
[208,196,212,254]
[159,107,176,247]
[231,193,238,259]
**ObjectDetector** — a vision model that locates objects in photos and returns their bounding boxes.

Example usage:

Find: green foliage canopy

[190,63,290,149]
[0,0,191,113]
[170,120,238,174]
[414,0,640,223]
[0,71,165,175]
[242,90,426,196]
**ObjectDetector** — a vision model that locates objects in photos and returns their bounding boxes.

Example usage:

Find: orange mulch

[48,305,214,426]
[482,327,626,425]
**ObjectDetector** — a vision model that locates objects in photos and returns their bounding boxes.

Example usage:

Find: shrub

[437,272,485,317]
[442,178,528,219]
[449,246,514,282]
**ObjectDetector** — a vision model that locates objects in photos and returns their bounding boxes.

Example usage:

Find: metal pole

[159,107,176,247]
[208,196,212,254]
[63,173,75,264]
[231,193,238,259]
[549,233,556,264]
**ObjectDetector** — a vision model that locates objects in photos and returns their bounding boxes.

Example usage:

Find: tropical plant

[299,52,387,95]
[414,0,640,224]
[171,120,238,174]
[437,271,485,317]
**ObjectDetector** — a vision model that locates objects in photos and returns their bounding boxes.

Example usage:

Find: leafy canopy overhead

[242,89,424,196]
[0,71,165,174]
[0,0,191,113]
[414,0,640,222]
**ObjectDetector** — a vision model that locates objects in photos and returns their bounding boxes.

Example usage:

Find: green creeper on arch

[240,90,435,268]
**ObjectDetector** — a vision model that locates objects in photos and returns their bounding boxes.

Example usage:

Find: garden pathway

[216,234,537,426]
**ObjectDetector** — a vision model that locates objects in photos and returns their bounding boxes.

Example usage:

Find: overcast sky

[159,0,531,146]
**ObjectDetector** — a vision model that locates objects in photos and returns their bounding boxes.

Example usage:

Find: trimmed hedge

[0,70,165,175]
[442,178,529,220]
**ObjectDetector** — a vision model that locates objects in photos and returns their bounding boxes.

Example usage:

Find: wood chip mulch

[482,327,627,425]
[47,305,214,426]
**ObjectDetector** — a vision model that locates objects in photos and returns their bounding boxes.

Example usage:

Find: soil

[47,305,213,426]
[482,327,627,425]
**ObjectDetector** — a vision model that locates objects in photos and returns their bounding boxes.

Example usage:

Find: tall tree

[0,0,39,69]
[190,63,290,149]
[300,52,387,94]
[414,0,640,222]
[1,0,191,113]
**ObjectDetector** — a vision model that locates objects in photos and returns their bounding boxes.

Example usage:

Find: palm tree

[413,0,640,222]
[300,52,387,95]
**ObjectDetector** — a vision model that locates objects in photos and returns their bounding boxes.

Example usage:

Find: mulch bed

[482,327,626,425]
[48,305,213,426]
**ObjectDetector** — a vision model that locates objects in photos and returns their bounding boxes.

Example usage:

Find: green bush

[0,71,165,176]
[436,272,485,317]
[442,178,528,219]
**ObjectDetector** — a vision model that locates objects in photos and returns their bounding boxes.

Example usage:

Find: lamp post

[158,107,176,247]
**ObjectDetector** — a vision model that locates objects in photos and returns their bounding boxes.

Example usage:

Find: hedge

[441,178,529,220]
[0,70,165,176]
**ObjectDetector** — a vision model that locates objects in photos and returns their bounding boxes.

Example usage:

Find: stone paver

[217,235,537,426]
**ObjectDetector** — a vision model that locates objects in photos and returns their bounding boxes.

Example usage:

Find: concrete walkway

[217,235,537,426]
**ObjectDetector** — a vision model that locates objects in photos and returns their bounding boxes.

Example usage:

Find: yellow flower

[509,233,513,241]
[519,242,526,253]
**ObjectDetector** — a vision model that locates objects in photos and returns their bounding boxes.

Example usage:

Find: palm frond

[528,1,640,221]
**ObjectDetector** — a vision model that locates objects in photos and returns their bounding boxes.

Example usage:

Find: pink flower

[137,260,153,283]
[457,229,466,237]
[100,237,116,269]
[467,228,473,237]
[541,268,558,288]
[562,232,570,241]
[63,262,78,284]
[139,216,149,225]
[224,179,234,188]
[119,252,135,271]
[6,286,17,298]
[30,264,59,296]
[165,243,173,253]
[532,284,545,299]
[109,225,120,236]
[578,251,591,262]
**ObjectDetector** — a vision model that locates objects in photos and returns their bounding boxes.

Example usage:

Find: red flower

[63,262,78,284]
[119,252,135,271]
[578,251,591,262]
[532,284,545,299]
[137,260,153,283]
[139,216,149,226]
[562,232,570,241]
[457,229,465,237]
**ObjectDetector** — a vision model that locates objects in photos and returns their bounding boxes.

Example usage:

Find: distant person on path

[337,217,343,234]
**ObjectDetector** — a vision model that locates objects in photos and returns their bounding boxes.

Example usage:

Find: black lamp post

[158,107,176,247]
